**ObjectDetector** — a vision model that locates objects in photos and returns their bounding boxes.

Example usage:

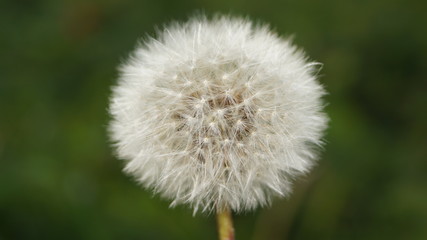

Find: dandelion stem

[216,207,235,240]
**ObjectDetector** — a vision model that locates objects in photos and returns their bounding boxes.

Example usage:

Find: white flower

[109,15,328,214]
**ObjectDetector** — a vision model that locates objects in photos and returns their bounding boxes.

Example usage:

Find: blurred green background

[1,0,427,239]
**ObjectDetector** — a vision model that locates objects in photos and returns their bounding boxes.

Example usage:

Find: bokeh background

[1,0,427,239]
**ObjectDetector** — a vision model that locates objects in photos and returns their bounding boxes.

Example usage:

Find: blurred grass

[1,0,427,239]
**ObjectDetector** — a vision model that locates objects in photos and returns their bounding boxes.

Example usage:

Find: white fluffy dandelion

[109,15,328,214]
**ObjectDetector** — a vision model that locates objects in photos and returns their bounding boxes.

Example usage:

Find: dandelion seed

[109,14,328,215]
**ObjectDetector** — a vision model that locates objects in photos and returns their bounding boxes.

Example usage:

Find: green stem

[216,207,235,240]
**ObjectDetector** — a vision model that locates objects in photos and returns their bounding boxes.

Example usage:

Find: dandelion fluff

[109,15,328,214]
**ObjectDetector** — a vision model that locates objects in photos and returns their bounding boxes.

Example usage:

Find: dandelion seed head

[109,14,328,214]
